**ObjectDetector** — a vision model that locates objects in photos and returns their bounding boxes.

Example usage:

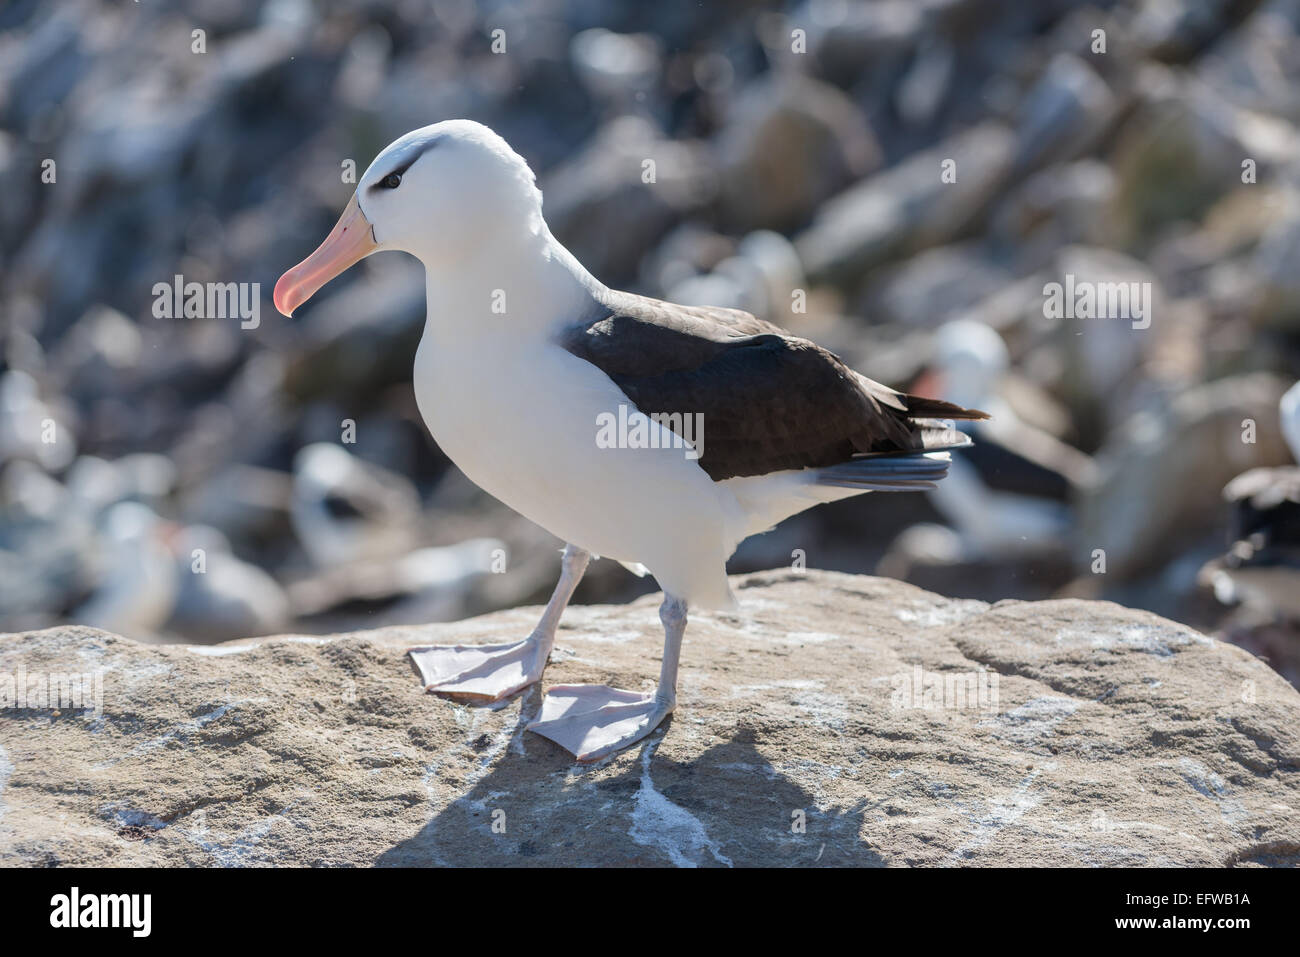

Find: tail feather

[817,447,959,492]
[903,394,990,421]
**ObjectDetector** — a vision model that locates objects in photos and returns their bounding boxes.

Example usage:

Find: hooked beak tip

[272,194,376,319]
[272,274,298,318]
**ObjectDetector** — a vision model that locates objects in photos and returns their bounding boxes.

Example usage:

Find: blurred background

[2,0,1300,685]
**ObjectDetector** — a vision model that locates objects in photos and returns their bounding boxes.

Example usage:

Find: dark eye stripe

[370,161,413,191]
[365,137,440,193]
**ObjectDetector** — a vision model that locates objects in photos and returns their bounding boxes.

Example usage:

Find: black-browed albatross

[273,120,987,761]
[1202,380,1300,620]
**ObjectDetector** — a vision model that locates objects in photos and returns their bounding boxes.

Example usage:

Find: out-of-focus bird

[290,442,422,568]
[164,524,291,643]
[0,370,76,472]
[1202,381,1300,620]
[913,319,1097,555]
[70,501,179,640]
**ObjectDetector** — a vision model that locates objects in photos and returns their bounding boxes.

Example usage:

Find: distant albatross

[274,120,987,761]
[1202,380,1300,620]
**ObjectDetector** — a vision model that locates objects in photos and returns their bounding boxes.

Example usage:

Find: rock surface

[1,569,1298,867]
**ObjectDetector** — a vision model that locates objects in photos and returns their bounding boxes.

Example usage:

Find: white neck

[418,222,603,352]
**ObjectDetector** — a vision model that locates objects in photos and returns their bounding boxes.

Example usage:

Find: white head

[1281,380,1300,463]
[931,319,1009,409]
[274,120,545,316]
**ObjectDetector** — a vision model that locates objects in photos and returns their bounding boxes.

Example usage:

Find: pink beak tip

[272,274,297,318]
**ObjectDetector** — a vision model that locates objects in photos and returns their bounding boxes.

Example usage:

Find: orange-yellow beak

[273,194,378,317]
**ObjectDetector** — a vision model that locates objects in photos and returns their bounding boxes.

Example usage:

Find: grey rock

[1,569,1297,866]
[1110,71,1297,246]
[1246,188,1300,332]
[714,71,880,233]
[1014,54,1118,172]
[570,28,661,104]
[796,122,1016,287]
[993,160,1118,250]
[1037,245,1167,434]
[542,117,714,283]
[858,242,1013,327]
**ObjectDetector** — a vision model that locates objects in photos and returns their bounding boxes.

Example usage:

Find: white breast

[413,329,737,608]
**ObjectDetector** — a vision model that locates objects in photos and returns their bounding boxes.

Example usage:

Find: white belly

[413,333,738,608]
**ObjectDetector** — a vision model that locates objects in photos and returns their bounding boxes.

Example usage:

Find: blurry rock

[940,275,1047,338]
[639,222,735,295]
[1147,187,1281,299]
[0,370,76,472]
[60,452,174,514]
[1078,374,1294,579]
[1110,71,1297,245]
[0,459,64,522]
[792,0,924,88]
[113,453,177,507]
[667,270,757,314]
[1192,4,1300,118]
[1014,54,1118,172]
[48,305,142,401]
[543,116,714,283]
[992,160,1117,250]
[878,523,966,577]
[878,523,1076,602]
[1131,0,1267,64]
[570,28,661,105]
[0,462,95,629]
[895,38,954,128]
[1246,188,1300,332]
[289,536,506,624]
[336,25,393,110]
[736,230,806,323]
[858,242,1012,327]
[796,122,1015,287]
[667,231,806,321]
[68,501,178,641]
[180,464,294,552]
[165,525,290,644]
[714,71,880,233]
[63,455,128,515]
[291,443,422,569]
[1041,245,1165,437]
[282,259,426,401]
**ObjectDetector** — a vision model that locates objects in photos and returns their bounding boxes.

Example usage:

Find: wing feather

[558,291,987,481]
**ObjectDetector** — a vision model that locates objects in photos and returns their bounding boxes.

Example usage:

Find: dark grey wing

[558,291,986,481]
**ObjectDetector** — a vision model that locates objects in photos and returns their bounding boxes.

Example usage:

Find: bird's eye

[381,173,402,189]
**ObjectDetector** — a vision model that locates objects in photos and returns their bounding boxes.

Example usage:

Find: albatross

[273,120,987,761]
[1202,381,1300,620]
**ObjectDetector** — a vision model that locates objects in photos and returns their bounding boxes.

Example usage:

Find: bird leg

[409,544,590,701]
[527,593,685,762]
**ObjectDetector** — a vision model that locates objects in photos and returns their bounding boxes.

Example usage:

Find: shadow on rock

[377,723,881,867]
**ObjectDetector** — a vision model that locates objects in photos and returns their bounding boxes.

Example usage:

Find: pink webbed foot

[409,636,549,702]
[526,684,674,762]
